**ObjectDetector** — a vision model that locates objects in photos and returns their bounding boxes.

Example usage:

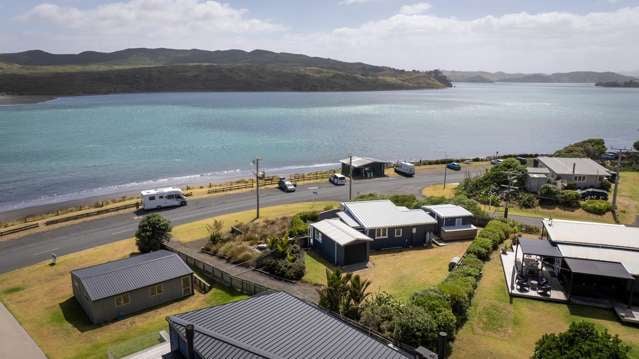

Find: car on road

[577,188,609,200]
[490,159,503,165]
[329,173,347,185]
[447,162,462,171]
[278,177,296,192]
[140,187,187,210]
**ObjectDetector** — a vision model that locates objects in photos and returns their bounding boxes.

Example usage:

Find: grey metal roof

[336,211,361,228]
[527,167,550,175]
[310,219,373,246]
[519,238,562,257]
[343,200,436,229]
[543,219,639,251]
[72,250,192,301]
[423,204,473,218]
[564,258,634,280]
[537,157,610,176]
[340,156,386,168]
[557,244,639,276]
[168,291,412,359]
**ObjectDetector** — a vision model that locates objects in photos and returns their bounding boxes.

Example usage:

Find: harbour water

[1,83,637,212]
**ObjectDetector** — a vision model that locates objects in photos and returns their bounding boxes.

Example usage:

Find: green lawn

[0,238,247,359]
[303,242,471,301]
[452,252,639,358]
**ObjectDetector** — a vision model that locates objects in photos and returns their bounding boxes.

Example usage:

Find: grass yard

[451,252,639,359]
[421,183,459,199]
[303,241,471,301]
[172,201,338,243]
[0,238,247,359]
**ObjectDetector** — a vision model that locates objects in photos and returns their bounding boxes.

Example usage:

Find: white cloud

[9,2,639,72]
[398,2,432,15]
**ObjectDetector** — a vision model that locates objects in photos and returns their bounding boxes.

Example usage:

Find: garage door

[344,242,368,265]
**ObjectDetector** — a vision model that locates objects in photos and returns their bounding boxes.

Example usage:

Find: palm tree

[346,275,371,320]
[318,269,352,314]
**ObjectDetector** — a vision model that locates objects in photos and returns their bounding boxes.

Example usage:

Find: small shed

[341,156,386,179]
[71,250,193,324]
[422,204,477,241]
[309,219,373,266]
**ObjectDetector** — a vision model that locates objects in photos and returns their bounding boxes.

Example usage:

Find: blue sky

[1,0,639,72]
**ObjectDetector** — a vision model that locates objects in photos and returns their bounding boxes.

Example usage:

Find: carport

[563,258,635,305]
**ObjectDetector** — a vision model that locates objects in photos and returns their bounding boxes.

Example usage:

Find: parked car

[140,187,187,210]
[447,162,462,171]
[278,177,296,192]
[394,161,415,177]
[600,152,618,161]
[329,173,347,185]
[516,156,528,165]
[491,159,503,165]
[578,188,609,200]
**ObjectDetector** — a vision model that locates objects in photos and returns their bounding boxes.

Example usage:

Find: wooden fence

[169,247,270,296]
[207,170,336,195]
[44,202,139,226]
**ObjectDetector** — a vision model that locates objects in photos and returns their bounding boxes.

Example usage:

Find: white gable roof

[544,218,639,251]
[342,200,436,229]
[537,157,610,176]
[311,219,373,246]
[423,204,473,218]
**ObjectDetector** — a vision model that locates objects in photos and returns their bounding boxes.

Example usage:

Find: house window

[375,228,388,239]
[115,293,130,307]
[395,228,402,237]
[148,196,155,201]
[315,230,322,243]
[150,284,164,296]
[182,276,192,295]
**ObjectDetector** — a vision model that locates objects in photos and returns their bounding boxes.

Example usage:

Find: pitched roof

[343,200,436,229]
[340,156,385,168]
[558,244,639,276]
[168,291,412,359]
[527,167,550,175]
[537,157,610,176]
[336,211,361,228]
[564,257,634,280]
[423,204,473,218]
[72,250,192,301]
[310,219,373,246]
[543,219,639,251]
[519,238,562,257]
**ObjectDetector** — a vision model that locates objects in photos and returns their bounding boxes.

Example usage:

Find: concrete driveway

[0,303,46,359]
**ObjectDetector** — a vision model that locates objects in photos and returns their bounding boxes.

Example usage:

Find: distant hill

[0,48,451,95]
[444,70,636,84]
[595,80,639,88]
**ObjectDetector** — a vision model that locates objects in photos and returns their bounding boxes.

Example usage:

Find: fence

[0,223,39,237]
[207,170,336,195]
[168,246,270,296]
[44,202,139,226]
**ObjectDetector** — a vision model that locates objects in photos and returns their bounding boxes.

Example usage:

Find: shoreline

[0,95,57,105]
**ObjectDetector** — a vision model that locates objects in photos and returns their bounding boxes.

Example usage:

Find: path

[166,241,320,303]
[0,303,46,359]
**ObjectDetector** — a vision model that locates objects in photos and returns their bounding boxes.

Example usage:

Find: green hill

[0,48,451,95]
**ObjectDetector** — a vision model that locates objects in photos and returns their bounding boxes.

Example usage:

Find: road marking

[33,248,58,257]
[111,228,132,235]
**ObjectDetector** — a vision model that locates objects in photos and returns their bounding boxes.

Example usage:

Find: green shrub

[488,220,514,237]
[600,179,612,192]
[474,236,493,251]
[453,265,482,280]
[466,242,490,261]
[392,304,438,349]
[460,254,484,272]
[518,192,538,208]
[288,215,308,237]
[533,321,630,359]
[539,184,560,201]
[388,194,418,208]
[360,292,402,337]
[298,211,319,222]
[477,229,501,248]
[558,190,581,208]
[581,200,612,215]
[438,279,473,326]
[256,244,306,280]
[135,214,172,253]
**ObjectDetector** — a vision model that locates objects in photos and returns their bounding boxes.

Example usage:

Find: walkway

[167,241,320,303]
[0,303,46,359]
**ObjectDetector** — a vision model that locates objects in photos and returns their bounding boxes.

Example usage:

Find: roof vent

[548,217,553,226]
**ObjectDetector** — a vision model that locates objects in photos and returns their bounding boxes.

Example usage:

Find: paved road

[0,169,483,274]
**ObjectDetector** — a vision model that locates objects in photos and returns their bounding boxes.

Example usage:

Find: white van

[395,162,415,177]
[140,187,187,210]
[329,173,347,185]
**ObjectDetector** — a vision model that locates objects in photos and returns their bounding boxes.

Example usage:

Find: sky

[1,0,639,73]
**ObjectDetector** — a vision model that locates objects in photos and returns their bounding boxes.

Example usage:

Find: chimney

[572,162,576,175]
[186,324,195,359]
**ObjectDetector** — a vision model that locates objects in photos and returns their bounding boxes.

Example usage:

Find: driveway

[0,303,46,359]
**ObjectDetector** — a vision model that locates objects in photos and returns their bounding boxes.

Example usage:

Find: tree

[554,138,607,159]
[634,140,639,152]
[206,219,225,245]
[318,269,371,320]
[392,304,438,349]
[135,214,172,253]
[533,321,629,359]
[346,275,371,320]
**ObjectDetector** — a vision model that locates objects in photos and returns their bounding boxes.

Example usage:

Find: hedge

[581,200,612,215]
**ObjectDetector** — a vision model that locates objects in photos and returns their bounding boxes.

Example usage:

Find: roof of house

[342,200,436,229]
[527,167,550,175]
[422,204,473,218]
[564,257,634,280]
[336,211,362,228]
[557,244,639,276]
[543,219,639,251]
[537,157,610,176]
[168,291,412,359]
[310,219,373,246]
[72,250,192,301]
[340,156,386,168]
[519,238,562,258]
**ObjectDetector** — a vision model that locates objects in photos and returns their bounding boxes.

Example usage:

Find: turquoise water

[1,83,638,211]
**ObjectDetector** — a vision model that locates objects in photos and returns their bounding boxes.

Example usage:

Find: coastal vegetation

[553,138,607,159]
[0,48,451,95]
[444,70,636,84]
[134,214,172,253]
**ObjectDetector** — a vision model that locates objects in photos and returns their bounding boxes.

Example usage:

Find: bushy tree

[518,192,538,208]
[554,138,607,159]
[360,292,402,337]
[412,288,457,339]
[539,184,561,202]
[318,269,371,320]
[558,190,581,208]
[533,321,629,359]
[135,214,172,253]
[634,140,639,152]
[392,304,439,349]
[581,200,612,215]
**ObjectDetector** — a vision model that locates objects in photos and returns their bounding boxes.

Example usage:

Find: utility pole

[443,165,448,189]
[252,157,262,218]
[348,154,353,201]
[611,147,631,213]
[501,171,519,219]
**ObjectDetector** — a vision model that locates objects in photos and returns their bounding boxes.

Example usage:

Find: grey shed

[71,250,193,324]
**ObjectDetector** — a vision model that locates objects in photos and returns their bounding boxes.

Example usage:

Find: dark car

[447,162,461,171]
[578,188,609,200]
[600,152,618,161]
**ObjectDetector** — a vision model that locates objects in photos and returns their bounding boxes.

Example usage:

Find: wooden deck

[500,250,569,303]
[614,304,639,325]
